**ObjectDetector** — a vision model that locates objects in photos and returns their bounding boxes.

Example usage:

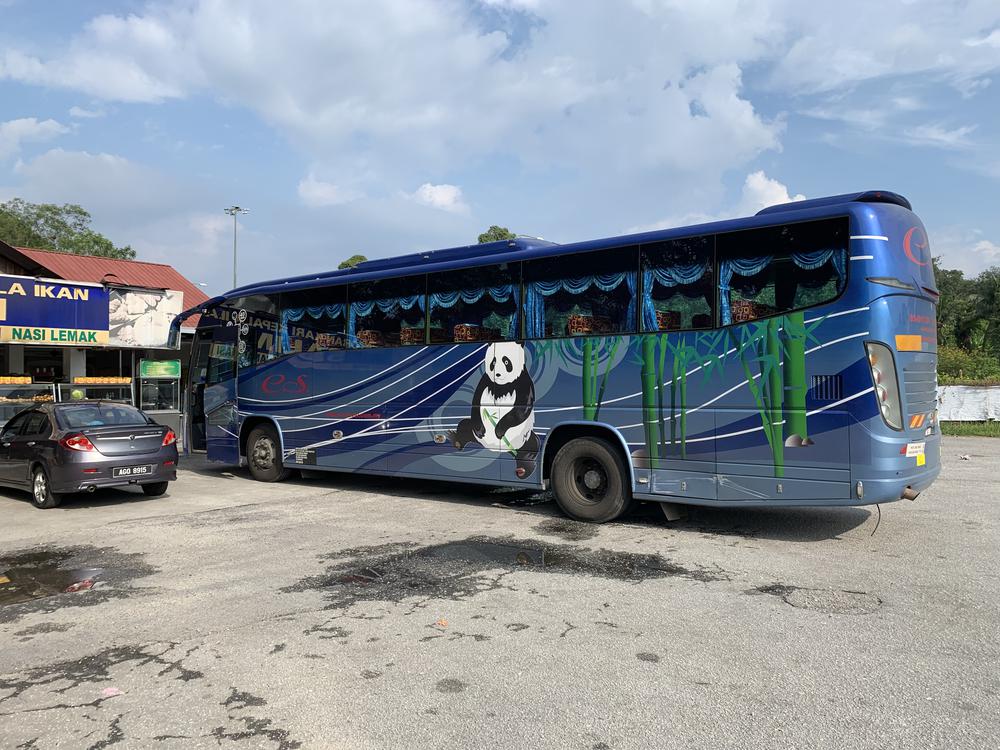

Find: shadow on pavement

[177,453,873,543]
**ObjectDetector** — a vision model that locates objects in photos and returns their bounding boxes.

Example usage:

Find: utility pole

[223,206,249,289]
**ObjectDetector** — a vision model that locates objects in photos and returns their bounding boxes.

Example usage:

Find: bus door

[187,328,212,452]
[203,321,241,464]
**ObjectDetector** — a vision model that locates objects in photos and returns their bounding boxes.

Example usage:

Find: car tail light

[865,342,903,430]
[60,434,95,451]
[162,430,177,446]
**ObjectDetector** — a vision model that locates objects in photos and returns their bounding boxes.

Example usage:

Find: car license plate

[112,464,155,478]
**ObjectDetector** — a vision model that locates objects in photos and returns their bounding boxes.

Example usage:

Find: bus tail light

[865,342,903,430]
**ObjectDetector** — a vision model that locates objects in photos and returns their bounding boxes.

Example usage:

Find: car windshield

[55,403,149,429]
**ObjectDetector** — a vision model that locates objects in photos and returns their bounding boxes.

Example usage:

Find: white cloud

[901,123,978,149]
[0,117,68,160]
[407,183,469,214]
[69,105,105,119]
[629,171,805,234]
[735,170,806,215]
[931,227,1000,276]
[297,174,362,207]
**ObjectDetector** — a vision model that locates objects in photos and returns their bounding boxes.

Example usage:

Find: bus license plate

[112,465,155,478]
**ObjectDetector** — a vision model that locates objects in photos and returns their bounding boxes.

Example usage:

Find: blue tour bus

[175,190,940,523]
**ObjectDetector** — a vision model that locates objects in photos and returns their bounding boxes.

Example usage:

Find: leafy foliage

[477,225,516,244]
[0,198,135,259]
[934,257,1000,383]
[337,254,368,269]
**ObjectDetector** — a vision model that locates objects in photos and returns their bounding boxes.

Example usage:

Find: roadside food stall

[57,376,134,405]
[137,359,182,436]
[0,376,55,428]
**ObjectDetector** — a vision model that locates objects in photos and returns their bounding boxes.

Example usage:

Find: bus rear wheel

[550,437,632,523]
[247,425,292,482]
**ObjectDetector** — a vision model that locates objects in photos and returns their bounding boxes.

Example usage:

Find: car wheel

[247,424,291,482]
[31,466,62,509]
[141,481,169,497]
[551,437,632,523]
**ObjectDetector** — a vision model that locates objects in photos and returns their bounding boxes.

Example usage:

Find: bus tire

[550,437,632,523]
[246,424,292,482]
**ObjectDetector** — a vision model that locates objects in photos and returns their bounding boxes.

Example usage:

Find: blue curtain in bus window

[719,256,772,325]
[640,261,710,331]
[428,285,518,339]
[524,272,635,338]
[281,304,345,352]
[719,249,847,324]
[791,248,847,279]
[348,295,424,347]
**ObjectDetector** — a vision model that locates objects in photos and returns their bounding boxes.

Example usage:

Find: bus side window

[229,295,280,366]
[717,218,848,325]
[523,246,638,338]
[348,275,426,348]
[280,286,347,353]
[640,235,714,331]
[428,264,519,343]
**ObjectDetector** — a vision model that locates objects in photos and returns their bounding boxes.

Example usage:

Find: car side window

[2,414,28,439]
[20,411,50,437]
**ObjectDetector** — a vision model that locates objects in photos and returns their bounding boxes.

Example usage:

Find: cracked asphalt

[0,437,998,749]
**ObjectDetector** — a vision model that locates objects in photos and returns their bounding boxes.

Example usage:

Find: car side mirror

[1,430,16,441]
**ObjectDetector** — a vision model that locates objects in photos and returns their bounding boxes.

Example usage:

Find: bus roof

[181,189,912,318]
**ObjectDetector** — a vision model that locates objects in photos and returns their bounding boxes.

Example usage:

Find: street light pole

[223,206,249,289]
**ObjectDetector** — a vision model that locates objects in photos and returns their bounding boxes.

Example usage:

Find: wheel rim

[252,436,276,471]
[572,457,609,504]
[33,472,47,503]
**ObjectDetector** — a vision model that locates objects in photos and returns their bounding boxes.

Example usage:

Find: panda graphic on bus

[450,342,539,478]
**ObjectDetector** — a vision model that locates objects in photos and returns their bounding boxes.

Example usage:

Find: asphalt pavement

[0,437,997,749]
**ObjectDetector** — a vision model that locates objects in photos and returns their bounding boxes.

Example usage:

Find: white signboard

[108,289,184,348]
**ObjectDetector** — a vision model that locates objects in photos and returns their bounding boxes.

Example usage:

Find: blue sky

[1,0,998,297]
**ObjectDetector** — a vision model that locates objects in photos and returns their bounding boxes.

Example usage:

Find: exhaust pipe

[87,486,96,493]
[901,486,919,501]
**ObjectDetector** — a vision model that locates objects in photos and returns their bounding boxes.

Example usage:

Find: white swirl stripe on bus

[269,344,483,426]
[239,345,431,404]
[626,386,876,446]
[612,330,869,430]
[287,358,487,455]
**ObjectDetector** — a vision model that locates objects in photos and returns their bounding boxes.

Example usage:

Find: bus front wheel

[550,437,632,523]
[246,425,292,482]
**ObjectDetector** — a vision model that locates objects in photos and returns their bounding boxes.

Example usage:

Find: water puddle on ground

[0,550,103,607]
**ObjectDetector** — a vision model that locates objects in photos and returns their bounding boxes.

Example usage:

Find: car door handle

[26,441,36,447]
[1,442,9,447]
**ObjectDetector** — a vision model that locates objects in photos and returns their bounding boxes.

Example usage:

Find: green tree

[477,225,516,244]
[0,198,135,259]
[338,254,368,270]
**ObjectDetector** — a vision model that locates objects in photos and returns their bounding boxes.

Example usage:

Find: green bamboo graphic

[593,336,621,422]
[679,334,689,459]
[582,337,595,420]
[657,333,669,455]
[728,324,783,477]
[640,334,661,469]
[764,318,784,474]
[782,311,809,445]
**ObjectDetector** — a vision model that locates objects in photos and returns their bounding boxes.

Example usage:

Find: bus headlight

[866,342,903,430]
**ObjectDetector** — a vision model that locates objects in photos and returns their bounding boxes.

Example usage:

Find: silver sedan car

[0,401,179,509]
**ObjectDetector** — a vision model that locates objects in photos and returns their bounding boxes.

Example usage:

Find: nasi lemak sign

[0,274,110,346]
